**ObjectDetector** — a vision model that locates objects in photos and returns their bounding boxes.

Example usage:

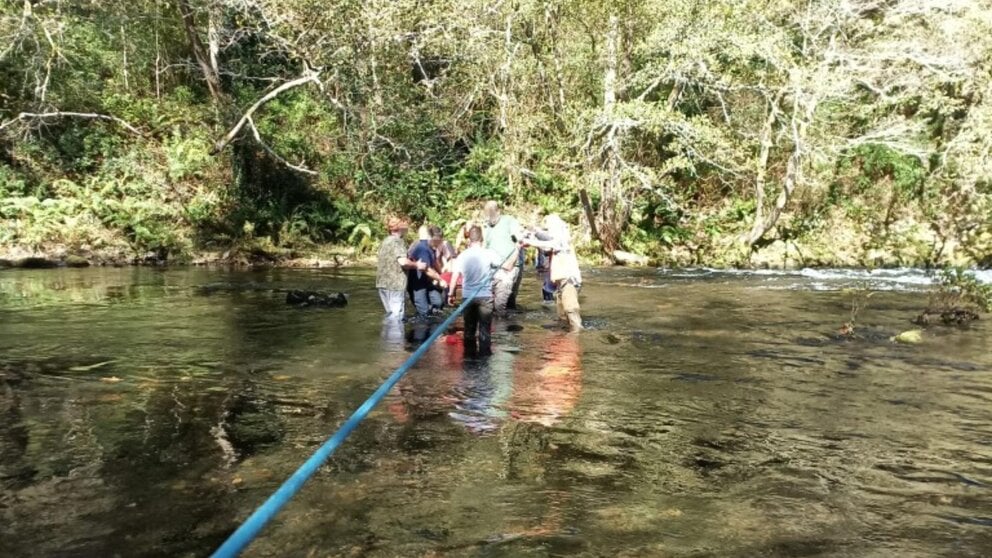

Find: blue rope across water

[211,249,514,558]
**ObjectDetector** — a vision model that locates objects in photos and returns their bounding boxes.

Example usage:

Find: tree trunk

[603,15,617,113]
[177,0,224,102]
[121,25,130,91]
[747,93,812,246]
[745,91,784,246]
[545,1,567,130]
[596,15,622,257]
[154,27,161,99]
[579,188,599,240]
[208,5,221,79]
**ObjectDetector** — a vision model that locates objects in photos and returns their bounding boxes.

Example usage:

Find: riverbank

[2,237,987,272]
[0,245,370,270]
[3,198,989,271]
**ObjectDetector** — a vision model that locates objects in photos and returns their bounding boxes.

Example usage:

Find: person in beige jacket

[522,214,582,331]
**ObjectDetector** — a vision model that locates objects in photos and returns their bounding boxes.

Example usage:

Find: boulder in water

[914,307,980,326]
[892,329,923,344]
[613,250,649,266]
[285,290,348,307]
[64,255,91,268]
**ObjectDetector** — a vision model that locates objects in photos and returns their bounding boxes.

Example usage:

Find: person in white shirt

[448,226,500,355]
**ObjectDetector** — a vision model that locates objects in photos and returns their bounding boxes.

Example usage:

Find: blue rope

[211,247,515,558]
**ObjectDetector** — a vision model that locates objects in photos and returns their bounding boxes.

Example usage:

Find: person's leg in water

[555,281,582,331]
[507,261,524,309]
[538,250,555,303]
[428,287,444,314]
[463,297,480,355]
[493,267,519,316]
[379,288,392,314]
[411,288,431,318]
[542,277,556,302]
[477,298,494,355]
[380,288,406,322]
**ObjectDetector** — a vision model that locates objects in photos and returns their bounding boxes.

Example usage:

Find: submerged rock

[914,307,980,326]
[64,255,91,268]
[285,290,348,307]
[892,329,923,344]
[225,386,285,458]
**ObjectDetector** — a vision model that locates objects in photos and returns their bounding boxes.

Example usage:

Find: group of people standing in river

[375,200,583,353]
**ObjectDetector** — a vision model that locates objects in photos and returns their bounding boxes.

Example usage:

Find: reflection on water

[1,267,991,557]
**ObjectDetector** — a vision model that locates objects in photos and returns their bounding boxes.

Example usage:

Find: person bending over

[407,225,447,317]
[521,214,582,331]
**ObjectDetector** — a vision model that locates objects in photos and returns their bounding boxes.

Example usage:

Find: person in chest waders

[482,201,523,316]
[521,214,583,331]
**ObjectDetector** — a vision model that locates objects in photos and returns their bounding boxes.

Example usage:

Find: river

[1,267,990,557]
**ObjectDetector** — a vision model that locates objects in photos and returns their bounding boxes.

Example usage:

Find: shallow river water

[1,267,990,557]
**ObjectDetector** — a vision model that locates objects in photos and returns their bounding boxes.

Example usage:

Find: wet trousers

[463,297,494,354]
[555,281,582,331]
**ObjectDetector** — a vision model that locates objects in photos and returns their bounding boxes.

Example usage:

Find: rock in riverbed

[285,290,348,307]
[64,255,91,268]
[892,329,923,344]
[914,307,980,326]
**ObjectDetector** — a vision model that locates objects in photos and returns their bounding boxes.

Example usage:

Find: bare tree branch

[246,116,318,176]
[0,111,142,135]
[210,72,321,155]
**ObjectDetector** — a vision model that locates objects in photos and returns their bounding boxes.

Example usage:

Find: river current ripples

[1,266,990,557]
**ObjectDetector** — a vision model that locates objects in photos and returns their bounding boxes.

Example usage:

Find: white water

[652,267,992,292]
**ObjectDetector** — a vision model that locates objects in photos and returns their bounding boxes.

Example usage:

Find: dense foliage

[1,0,990,266]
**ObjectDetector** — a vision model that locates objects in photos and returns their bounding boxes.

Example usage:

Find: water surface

[1,267,990,557]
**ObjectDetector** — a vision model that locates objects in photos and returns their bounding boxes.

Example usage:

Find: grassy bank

[2,185,988,270]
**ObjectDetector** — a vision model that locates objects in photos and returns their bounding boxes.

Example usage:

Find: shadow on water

[1,266,991,557]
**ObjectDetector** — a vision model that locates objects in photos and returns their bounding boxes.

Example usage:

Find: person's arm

[397,256,427,271]
[396,241,426,271]
[447,261,462,305]
[432,250,444,274]
[522,234,556,252]
[424,266,447,289]
[488,250,504,273]
[498,217,524,270]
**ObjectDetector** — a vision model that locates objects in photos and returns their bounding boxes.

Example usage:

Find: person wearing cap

[520,214,582,331]
[377,217,427,321]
